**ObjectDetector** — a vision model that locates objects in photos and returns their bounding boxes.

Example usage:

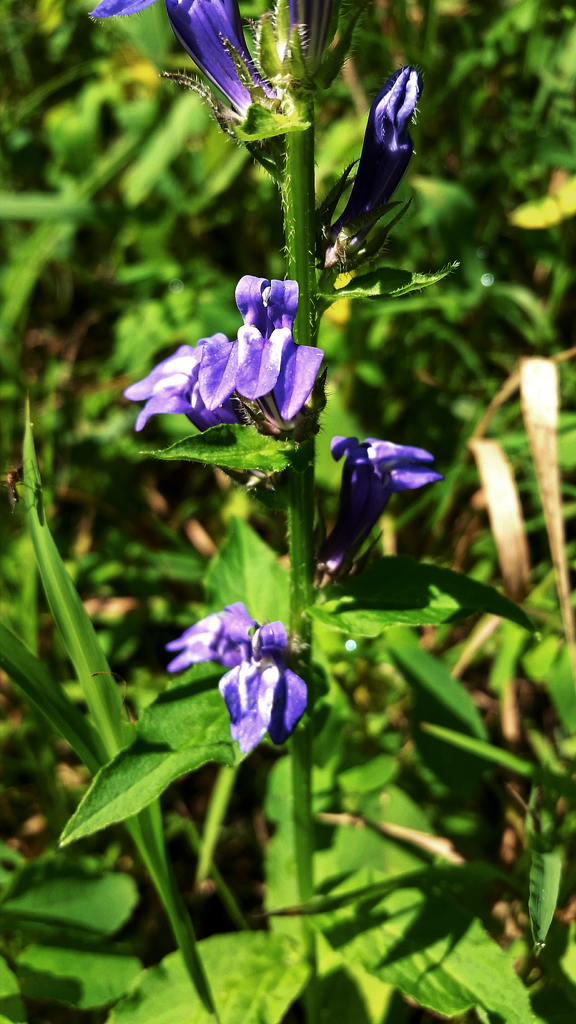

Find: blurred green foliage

[1,0,576,1021]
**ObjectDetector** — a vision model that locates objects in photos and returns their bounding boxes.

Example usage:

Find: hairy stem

[282,105,318,1024]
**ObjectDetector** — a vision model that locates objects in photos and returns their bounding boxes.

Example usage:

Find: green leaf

[390,645,487,739]
[315,2,364,89]
[0,191,94,220]
[121,92,206,208]
[23,401,124,760]
[319,886,541,1024]
[389,644,489,795]
[419,722,576,800]
[0,624,100,774]
[0,860,138,937]
[320,264,458,304]
[16,945,143,1010]
[529,851,562,949]
[60,678,234,846]
[206,516,289,625]
[234,103,311,142]
[147,423,303,474]
[108,933,310,1023]
[268,863,505,919]
[0,955,26,1024]
[310,556,533,634]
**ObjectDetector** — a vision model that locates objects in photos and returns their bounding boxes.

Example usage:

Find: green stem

[128,805,219,1019]
[196,764,239,885]
[165,813,249,932]
[282,105,318,1024]
[282,109,316,348]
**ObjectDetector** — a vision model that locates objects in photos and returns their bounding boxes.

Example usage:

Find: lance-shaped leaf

[60,676,235,846]
[529,850,562,950]
[311,556,533,634]
[320,263,458,306]
[23,399,123,761]
[146,422,308,473]
[420,722,576,801]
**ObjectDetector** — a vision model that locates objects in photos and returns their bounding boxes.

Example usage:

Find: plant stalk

[282,103,318,1024]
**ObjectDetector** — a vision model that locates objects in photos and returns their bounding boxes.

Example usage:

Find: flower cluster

[326,67,423,267]
[167,603,307,753]
[124,275,323,434]
[90,0,334,118]
[319,436,443,577]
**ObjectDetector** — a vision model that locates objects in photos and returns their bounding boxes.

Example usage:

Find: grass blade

[0,623,100,774]
[529,850,562,952]
[23,397,124,760]
[520,358,576,688]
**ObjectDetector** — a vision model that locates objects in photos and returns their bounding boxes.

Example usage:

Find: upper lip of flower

[197,275,323,427]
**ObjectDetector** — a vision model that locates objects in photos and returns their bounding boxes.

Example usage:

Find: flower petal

[331,436,360,462]
[267,279,299,331]
[268,668,307,745]
[198,338,239,411]
[390,468,444,491]
[134,392,193,432]
[219,662,275,753]
[165,0,261,114]
[366,439,435,464]
[235,325,284,401]
[123,345,198,401]
[273,337,324,422]
[90,0,157,16]
[235,276,270,335]
[255,621,288,659]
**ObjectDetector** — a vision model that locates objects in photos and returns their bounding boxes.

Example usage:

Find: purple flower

[288,0,334,71]
[89,0,272,116]
[327,67,423,263]
[319,436,443,576]
[123,342,240,432]
[167,607,307,753]
[166,602,256,672]
[165,0,273,115]
[219,621,307,753]
[198,275,323,429]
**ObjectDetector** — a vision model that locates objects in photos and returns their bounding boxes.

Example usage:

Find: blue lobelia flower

[166,602,256,672]
[327,67,423,263]
[123,342,240,432]
[288,0,334,72]
[318,436,443,576]
[198,275,324,430]
[218,621,307,753]
[167,606,307,753]
[89,0,272,116]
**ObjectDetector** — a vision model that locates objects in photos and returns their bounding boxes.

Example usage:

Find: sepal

[257,13,286,81]
[323,199,407,269]
[160,72,240,135]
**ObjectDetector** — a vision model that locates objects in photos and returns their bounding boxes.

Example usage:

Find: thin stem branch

[196,764,239,885]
